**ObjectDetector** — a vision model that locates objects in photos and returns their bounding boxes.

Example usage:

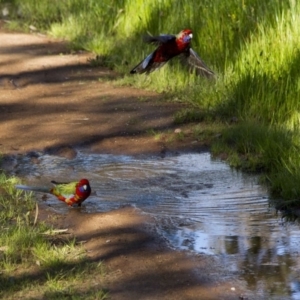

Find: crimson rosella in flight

[130,29,214,78]
[15,178,91,207]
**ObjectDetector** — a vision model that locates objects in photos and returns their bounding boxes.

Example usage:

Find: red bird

[15,178,91,207]
[130,29,214,78]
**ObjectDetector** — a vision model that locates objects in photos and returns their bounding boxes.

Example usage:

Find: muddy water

[11,151,300,299]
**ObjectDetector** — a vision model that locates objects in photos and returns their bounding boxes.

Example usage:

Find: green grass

[0,173,108,299]
[2,0,300,204]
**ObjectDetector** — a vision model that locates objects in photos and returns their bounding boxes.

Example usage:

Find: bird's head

[77,178,91,194]
[177,29,193,44]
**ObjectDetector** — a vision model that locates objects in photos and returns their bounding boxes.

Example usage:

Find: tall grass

[2,0,300,201]
[2,0,290,72]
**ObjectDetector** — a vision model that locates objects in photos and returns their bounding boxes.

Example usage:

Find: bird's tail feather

[15,184,50,194]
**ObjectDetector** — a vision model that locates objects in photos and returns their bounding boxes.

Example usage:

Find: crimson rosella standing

[15,178,91,207]
[130,29,214,78]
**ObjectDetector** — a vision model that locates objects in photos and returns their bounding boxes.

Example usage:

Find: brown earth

[0,24,250,299]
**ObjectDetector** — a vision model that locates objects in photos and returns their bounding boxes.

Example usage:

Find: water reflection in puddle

[11,151,300,299]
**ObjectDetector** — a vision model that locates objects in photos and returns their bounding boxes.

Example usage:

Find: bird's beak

[189,33,193,38]
[83,185,87,190]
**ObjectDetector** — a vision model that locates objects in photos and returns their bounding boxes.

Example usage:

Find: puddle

[10,151,300,299]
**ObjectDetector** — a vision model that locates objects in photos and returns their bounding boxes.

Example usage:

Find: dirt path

[0,25,250,299]
[0,24,204,157]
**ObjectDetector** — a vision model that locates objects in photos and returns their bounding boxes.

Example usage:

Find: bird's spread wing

[144,34,176,45]
[142,52,155,70]
[147,61,167,73]
[142,52,167,73]
[130,52,167,74]
[181,48,215,78]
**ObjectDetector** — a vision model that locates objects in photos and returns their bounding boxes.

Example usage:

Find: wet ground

[10,150,300,299]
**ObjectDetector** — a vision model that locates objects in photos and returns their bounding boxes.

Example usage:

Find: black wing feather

[181,48,215,78]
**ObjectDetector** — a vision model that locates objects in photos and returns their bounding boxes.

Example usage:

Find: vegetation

[1,0,300,203]
[0,173,108,299]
